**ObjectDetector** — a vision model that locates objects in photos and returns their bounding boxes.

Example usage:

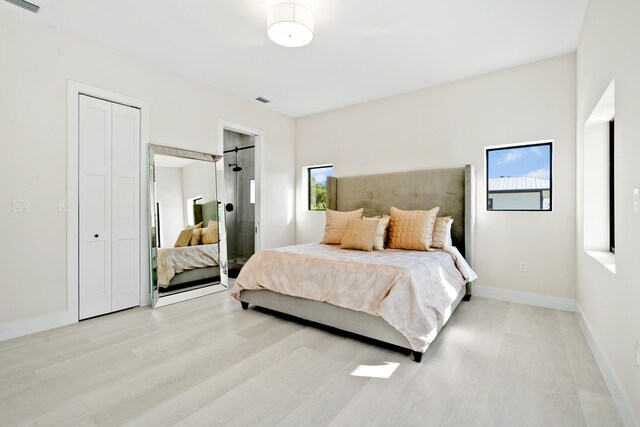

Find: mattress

[232,243,477,351]
[157,244,219,288]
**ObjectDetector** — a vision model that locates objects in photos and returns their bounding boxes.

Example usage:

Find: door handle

[94,234,99,238]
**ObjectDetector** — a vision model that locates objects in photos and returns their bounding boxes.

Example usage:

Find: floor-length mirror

[148,144,227,307]
[223,130,256,278]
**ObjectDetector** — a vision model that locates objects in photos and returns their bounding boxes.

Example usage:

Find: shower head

[228,163,242,172]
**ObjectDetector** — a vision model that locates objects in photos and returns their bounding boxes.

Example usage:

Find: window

[186,195,202,225]
[155,201,162,248]
[609,119,615,253]
[583,79,615,271]
[308,165,333,211]
[486,142,552,211]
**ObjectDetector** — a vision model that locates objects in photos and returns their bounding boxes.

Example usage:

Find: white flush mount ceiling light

[267,2,314,48]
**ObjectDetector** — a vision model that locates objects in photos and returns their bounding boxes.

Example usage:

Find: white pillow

[445,219,454,247]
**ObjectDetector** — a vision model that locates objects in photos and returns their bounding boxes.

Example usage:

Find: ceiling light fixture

[267,1,314,48]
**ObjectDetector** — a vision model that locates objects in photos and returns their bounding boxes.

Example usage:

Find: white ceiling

[18,0,588,117]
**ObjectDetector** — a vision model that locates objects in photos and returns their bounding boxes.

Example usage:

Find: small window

[486,142,552,211]
[308,165,333,211]
[155,201,162,248]
[186,196,202,225]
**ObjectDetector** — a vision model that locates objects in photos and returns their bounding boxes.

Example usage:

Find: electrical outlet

[12,200,31,213]
[519,261,527,272]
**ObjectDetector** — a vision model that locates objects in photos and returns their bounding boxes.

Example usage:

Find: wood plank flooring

[0,292,623,426]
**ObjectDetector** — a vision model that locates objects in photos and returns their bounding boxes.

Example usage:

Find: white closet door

[111,104,140,311]
[79,95,113,320]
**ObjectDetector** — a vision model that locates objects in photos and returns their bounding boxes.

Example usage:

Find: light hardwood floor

[0,292,623,427]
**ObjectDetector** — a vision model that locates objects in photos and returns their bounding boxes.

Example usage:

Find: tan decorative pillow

[201,220,219,244]
[321,208,364,245]
[190,228,203,246]
[340,219,378,251]
[388,206,440,250]
[431,216,451,249]
[364,216,391,250]
[174,228,193,247]
[194,222,203,229]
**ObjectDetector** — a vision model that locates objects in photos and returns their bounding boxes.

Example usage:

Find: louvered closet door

[79,95,113,320]
[79,95,140,320]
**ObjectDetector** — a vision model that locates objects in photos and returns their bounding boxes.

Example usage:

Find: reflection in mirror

[223,129,257,278]
[148,144,225,308]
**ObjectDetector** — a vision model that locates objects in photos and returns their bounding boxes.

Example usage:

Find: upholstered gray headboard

[327,165,475,267]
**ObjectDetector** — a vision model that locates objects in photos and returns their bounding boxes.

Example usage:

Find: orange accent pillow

[340,219,378,251]
[321,208,364,245]
[174,228,193,247]
[388,206,440,250]
[201,220,219,244]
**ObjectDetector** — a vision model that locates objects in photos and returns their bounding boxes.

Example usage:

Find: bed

[157,243,220,290]
[232,165,476,362]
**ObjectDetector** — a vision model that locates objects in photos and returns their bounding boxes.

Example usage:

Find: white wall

[296,54,577,301]
[582,122,610,251]
[576,0,640,423]
[155,167,184,247]
[0,9,295,329]
[181,161,217,226]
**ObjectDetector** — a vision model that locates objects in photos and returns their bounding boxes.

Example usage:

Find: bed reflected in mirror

[149,144,227,307]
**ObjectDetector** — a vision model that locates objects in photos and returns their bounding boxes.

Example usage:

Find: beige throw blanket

[157,244,219,288]
[232,243,477,351]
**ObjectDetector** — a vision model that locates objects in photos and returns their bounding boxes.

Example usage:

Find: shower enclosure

[223,129,256,277]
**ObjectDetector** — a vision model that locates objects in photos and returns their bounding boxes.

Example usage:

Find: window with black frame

[486,142,552,211]
[308,165,333,211]
[609,119,615,253]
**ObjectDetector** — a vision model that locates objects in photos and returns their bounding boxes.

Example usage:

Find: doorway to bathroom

[223,129,256,278]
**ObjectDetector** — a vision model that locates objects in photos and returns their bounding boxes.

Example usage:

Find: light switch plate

[12,200,22,212]
[59,200,67,212]
[21,200,30,212]
[634,189,639,212]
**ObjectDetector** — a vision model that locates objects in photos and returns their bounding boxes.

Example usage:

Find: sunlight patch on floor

[350,362,400,379]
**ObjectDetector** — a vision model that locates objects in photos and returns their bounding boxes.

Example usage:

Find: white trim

[66,81,151,328]
[0,311,77,341]
[473,285,576,312]
[585,250,616,274]
[576,304,638,427]
[154,284,227,308]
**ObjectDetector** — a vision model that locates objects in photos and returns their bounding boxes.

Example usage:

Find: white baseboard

[576,304,638,427]
[0,310,77,342]
[473,285,577,312]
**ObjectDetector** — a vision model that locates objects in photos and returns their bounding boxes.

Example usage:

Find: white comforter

[157,244,219,288]
[232,243,477,351]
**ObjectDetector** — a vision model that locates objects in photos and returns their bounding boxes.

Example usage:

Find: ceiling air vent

[255,97,271,104]
[5,0,40,13]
